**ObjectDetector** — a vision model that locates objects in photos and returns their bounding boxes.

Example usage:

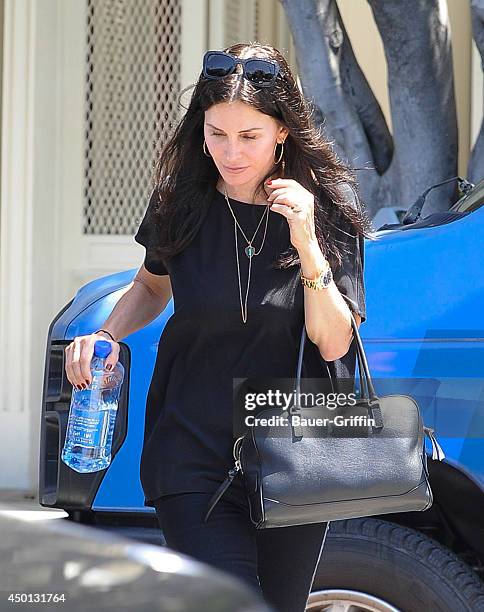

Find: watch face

[322,268,333,287]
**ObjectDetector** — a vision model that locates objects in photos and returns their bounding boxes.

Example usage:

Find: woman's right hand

[64,332,120,390]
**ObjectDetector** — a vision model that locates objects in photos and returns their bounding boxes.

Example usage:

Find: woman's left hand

[265,178,317,252]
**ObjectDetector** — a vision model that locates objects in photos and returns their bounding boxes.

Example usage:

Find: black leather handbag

[204,306,446,528]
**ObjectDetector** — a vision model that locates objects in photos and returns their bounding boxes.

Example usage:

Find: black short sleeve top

[133,185,366,506]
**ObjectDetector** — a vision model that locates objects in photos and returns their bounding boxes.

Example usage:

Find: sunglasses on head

[202,50,283,87]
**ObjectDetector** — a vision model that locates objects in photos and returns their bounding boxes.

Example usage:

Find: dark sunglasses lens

[204,53,234,77]
[244,60,276,84]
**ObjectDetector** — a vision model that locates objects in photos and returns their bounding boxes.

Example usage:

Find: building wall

[0,0,3,203]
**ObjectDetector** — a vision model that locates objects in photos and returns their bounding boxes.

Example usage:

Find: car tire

[308,517,484,612]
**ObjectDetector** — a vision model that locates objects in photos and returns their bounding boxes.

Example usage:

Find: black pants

[152,472,330,612]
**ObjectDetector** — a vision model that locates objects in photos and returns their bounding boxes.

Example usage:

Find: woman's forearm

[99,278,171,342]
[298,241,353,362]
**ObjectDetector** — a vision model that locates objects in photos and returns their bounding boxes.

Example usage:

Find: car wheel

[307,517,484,612]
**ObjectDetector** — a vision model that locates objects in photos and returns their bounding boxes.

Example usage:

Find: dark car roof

[0,503,270,612]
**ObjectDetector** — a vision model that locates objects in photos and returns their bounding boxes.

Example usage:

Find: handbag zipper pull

[203,464,241,523]
[233,435,244,471]
[423,426,446,461]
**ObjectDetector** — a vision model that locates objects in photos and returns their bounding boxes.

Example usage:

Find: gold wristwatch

[300,260,333,290]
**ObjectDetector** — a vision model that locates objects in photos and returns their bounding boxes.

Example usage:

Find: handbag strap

[294,296,383,430]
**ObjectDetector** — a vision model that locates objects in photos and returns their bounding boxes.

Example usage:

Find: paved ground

[0,489,165,547]
[0,489,68,521]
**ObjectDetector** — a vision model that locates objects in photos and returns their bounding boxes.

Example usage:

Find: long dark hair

[149,42,376,271]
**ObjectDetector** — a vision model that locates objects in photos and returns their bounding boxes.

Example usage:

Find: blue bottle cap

[94,340,112,358]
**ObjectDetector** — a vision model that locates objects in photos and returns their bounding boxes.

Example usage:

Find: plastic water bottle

[61,340,125,473]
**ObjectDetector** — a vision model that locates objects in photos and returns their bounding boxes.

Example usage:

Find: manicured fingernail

[106,364,112,371]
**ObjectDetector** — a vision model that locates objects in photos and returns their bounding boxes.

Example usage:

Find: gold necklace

[222,186,271,323]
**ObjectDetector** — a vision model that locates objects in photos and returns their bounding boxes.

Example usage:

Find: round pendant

[245,245,255,258]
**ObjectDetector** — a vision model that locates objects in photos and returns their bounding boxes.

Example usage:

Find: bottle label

[69,406,108,448]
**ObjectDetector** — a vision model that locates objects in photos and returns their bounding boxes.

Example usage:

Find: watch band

[300,261,333,290]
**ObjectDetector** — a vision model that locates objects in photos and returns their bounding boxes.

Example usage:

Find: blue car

[40,178,484,611]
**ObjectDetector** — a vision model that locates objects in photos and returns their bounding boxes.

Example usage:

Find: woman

[65,43,374,612]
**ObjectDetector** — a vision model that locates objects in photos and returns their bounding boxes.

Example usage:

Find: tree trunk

[368,0,458,213]
[280,0,460,216]
[469,0,484,183]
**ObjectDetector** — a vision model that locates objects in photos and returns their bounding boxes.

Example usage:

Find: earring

[274,140,285,164]
[203,139,212,157]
